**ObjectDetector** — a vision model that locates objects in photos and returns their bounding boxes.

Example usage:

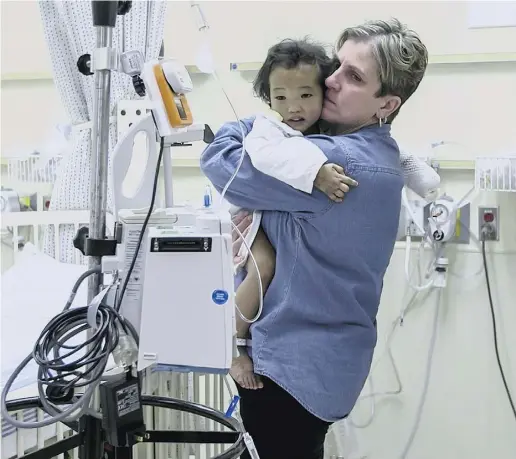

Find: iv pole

[3,3,247,458]
[87,0,118,302]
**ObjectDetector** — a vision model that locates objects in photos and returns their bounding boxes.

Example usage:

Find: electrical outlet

[478,206,499,241]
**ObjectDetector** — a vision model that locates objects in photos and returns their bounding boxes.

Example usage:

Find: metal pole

[162,145,174,207]
[88,26,113,301]
[87,0,119,302]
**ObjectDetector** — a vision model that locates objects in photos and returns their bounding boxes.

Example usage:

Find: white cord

[350,186,476,432]
[399,288,443,459]
[348,289,429,429]
[404,235,436,291]
[230,219,264,324]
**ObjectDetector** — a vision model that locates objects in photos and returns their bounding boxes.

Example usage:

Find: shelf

[1,65,204,82]
[0,155,471,171]
[4,52,514,81]
[430,159,475,171]
[229,52,516,72]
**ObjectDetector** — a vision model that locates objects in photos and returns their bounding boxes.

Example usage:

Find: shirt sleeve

[200,118,346,214]
[244,115,328,194]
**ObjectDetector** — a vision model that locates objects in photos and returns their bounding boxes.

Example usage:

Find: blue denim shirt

[200,118,403,422]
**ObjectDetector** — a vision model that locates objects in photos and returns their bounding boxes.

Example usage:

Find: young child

[230,39,440,390]
[230,39,347,390]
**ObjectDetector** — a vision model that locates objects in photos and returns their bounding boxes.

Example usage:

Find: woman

[201,18,429,459]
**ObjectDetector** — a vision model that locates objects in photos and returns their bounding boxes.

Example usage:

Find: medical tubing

[402,188,426,236]
[404,235,436,291]
[399,288,442,459]
[348,290,423,429]
[191,5,264,323]
[360,259,437,429]
[0,267,113,428]
[205,66,264,324]
[230,220,264,324]
[481,236,516,420]
[355,187,481,433]
[403,186,475,292]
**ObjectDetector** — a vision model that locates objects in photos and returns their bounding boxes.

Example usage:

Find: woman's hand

[314,163,358,202]
[232,211,253,264]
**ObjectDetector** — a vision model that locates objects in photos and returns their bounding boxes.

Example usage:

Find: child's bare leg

[231,228,275,390]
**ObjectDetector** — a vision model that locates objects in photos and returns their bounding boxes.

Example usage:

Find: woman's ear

[377,96,401,120]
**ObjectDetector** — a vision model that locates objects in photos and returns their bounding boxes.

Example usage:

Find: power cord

[0,267,131,428]
[480,235,516,421]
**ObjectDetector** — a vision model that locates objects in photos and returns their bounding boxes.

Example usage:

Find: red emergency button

[483,212,494,223]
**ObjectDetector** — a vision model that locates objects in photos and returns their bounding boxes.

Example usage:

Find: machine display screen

[150,237,212,252]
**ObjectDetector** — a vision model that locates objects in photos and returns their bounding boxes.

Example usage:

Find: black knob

[203,125,215,144]
[117,1,132,15]
[433,230,444,241]
[46,385,74,404]
[132,75,146,97]
[77,54,93,76]
[73,226,89,255]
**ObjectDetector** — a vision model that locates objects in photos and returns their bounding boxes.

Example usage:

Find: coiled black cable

[1,268,132,428]
[33,303,124,394]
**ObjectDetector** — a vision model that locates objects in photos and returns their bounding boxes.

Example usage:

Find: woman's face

[322,39,400,129]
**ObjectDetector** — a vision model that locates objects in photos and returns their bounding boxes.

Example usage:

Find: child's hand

[314,163,358,202]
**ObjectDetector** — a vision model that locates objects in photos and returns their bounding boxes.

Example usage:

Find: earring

[378,116,387,127]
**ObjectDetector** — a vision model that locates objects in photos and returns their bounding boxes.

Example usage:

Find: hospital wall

[1,1,516,458]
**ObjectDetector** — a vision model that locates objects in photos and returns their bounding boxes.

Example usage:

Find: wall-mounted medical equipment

[1,2,246,458]
[399,191,471,245]
[427,196,460,243]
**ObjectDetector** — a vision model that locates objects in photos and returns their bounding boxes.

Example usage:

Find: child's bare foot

[230,354,263,390]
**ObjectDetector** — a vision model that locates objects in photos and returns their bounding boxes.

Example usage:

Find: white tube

[399,289,443,459]
[162,145,174,207]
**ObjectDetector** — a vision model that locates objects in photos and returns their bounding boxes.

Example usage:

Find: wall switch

[478,206,499,241]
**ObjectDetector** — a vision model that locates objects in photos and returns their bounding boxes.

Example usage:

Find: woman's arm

[200,118,349,214]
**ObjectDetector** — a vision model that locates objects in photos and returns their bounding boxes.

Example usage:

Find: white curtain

[39,0,167,263]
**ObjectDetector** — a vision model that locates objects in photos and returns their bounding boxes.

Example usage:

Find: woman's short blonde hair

[337,18,428,122]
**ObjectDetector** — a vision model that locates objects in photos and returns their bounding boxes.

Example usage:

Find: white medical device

[112,207,235,373]
[427,196,458,243]
[105,56,236,374]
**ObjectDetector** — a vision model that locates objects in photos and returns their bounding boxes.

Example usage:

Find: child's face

[269,64,324,133]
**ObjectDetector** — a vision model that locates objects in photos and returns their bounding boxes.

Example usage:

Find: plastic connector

[434,257,448,289]
[481,223,494,240]
[112,326,138,368]
[102,255,119,274]
[120,50,144,77]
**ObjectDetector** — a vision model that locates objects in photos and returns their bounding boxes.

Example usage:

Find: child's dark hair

[253,38,333,105]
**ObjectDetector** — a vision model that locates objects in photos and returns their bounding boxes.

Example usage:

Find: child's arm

[314,163,354,203]
[245,114,356,200]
